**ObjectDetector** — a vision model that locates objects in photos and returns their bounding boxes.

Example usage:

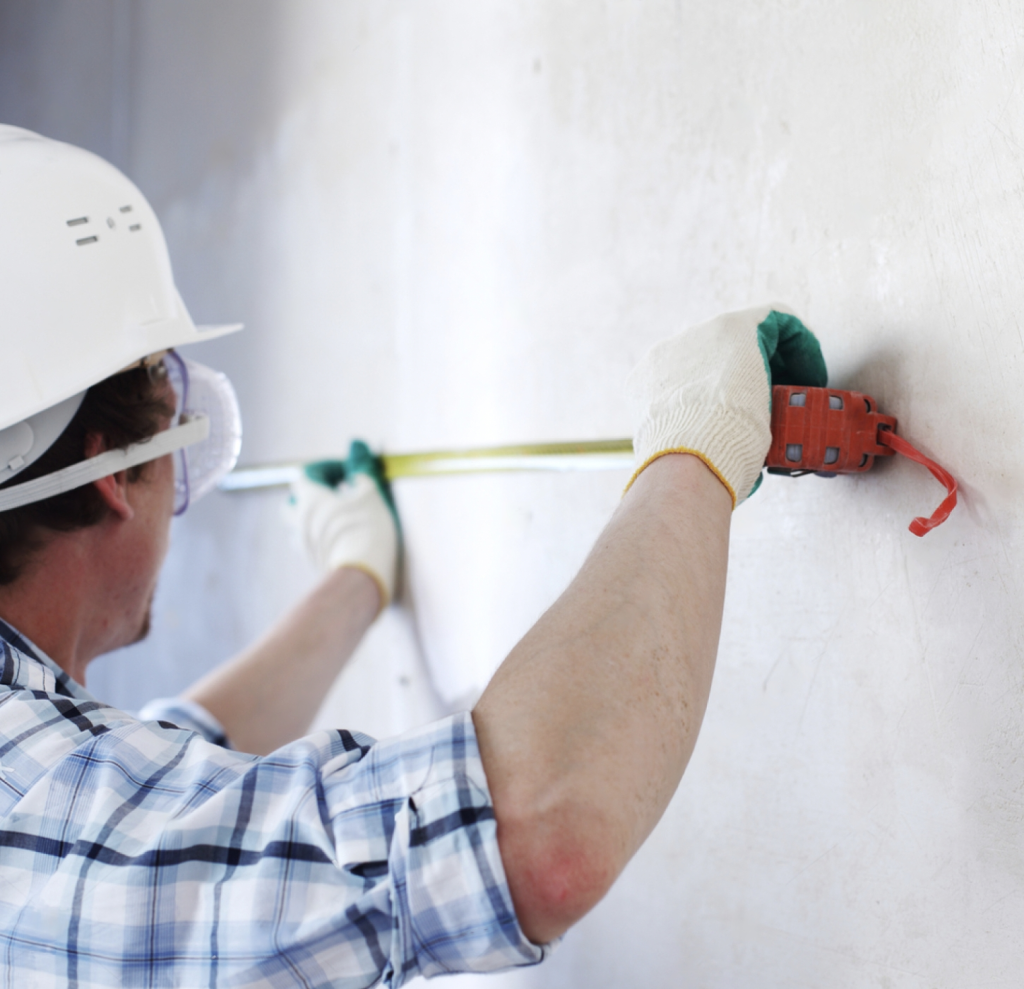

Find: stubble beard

[131,593,154,645]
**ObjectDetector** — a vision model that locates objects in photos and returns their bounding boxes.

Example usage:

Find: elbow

[493,801,623,945]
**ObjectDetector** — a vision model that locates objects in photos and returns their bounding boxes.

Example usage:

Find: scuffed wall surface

[2,1,1023,985]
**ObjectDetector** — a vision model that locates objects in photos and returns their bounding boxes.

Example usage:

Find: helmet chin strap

[0,414,210,513]
[0,392,87,484]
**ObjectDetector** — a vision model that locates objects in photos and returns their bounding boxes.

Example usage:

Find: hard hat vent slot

[788,392,806,407]
[129,224,141,232]
[76,236,98,246]
[119,205,133,213]
[824,446,839,465]
[828,395,844,410]
[786,444,803,462]
[66,217,88,227]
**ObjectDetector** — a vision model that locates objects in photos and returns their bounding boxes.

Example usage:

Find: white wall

[2,2,1023,986]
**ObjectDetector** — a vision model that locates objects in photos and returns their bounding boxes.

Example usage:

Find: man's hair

[0,367,174,585]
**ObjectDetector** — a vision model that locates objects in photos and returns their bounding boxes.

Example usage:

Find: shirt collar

[0,616,93,700]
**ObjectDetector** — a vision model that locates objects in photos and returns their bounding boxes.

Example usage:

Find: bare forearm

[473,453,731,942]
[184,566,380,755]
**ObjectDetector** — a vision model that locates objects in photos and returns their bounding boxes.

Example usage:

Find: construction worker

[0,125,825,985]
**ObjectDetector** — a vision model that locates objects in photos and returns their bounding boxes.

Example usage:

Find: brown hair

[0,367,174,585]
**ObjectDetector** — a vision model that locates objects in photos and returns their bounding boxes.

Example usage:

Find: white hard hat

[0,125,243,510]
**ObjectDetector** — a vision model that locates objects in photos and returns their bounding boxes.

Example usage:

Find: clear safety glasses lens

[162,350,242,516]
[163,352,191,515]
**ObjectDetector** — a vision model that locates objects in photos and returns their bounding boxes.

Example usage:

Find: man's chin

[130,602,153,645]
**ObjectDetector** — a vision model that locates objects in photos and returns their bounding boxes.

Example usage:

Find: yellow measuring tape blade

[221,439,635,492]
[382,438,634,479]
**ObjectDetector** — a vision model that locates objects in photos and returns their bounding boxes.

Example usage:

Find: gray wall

[2,2,1023,986]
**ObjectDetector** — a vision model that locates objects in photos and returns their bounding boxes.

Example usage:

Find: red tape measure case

[764,384,957,536]
[766,385,897,475]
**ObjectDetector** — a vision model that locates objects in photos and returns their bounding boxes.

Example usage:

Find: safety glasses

[163,351,242,515]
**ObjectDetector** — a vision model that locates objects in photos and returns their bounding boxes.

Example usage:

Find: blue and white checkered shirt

[0,618,547,987]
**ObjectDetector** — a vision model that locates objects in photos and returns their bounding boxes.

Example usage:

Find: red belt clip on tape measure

[765,385,958,536]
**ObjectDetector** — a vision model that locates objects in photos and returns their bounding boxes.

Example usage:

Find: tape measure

[220,439,635,490]
[763,385,957,534]
[221,387,957,535]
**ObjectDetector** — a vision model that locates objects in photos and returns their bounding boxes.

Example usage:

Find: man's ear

[84,432,134,521]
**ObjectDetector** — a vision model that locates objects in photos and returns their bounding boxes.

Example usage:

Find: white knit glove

[625,304,826,506]
[288,447,399,608]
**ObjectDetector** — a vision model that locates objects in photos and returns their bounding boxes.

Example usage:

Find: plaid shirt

[0,619,547,987]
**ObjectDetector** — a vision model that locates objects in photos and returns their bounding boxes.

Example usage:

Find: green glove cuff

[748,310,827,498]
[756,310,828,395]
[304,459,347,488]
[304,441,400,531]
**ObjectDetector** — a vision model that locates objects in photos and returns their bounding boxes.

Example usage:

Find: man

[0,125,825,984]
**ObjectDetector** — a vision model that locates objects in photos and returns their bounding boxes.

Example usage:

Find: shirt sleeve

[322,711,556,985]
[0,659,554,987]
[136,696,233,748]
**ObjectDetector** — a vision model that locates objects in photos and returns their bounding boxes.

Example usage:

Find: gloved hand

[625,304,827,506]
[288,440,400,608]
